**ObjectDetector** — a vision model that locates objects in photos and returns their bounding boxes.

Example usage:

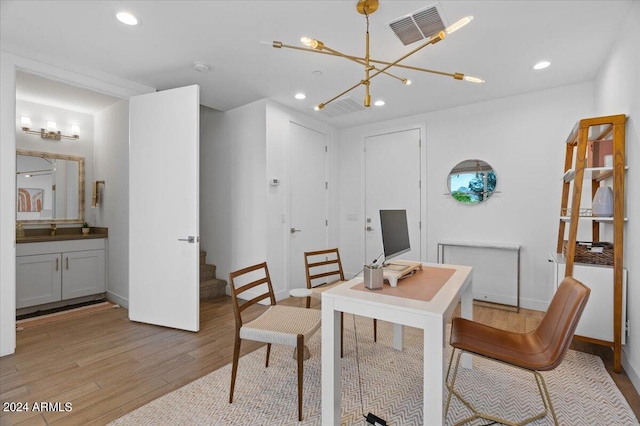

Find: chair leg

[535,371,559,426]
[297,335,304,421]
[373,319,377,342]
[445,348,556,426]
[340,312,344,358]
[265,343,271,368]
[229,334,241,404]
[305,295,311,309]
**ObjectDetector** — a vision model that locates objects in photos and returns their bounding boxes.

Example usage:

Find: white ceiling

[1,1,634,128]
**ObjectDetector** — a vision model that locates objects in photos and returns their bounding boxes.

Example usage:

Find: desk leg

[321,298,341,426]
[424,319,445,425]
[392,323,404,350]
[460,281,474,369]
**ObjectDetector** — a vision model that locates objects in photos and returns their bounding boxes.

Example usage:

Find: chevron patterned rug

[110,316,638,425]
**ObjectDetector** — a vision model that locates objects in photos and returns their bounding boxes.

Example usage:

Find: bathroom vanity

[16,229,107,309]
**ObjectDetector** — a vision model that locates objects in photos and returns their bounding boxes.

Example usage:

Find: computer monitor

[379,209,411,263]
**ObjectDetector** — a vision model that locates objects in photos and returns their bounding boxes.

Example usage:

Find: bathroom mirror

[16,149,84,224]
[448,159,497,205]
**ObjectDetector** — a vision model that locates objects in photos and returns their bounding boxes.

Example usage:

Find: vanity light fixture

[20,116,80,140]
[268,0,483,110]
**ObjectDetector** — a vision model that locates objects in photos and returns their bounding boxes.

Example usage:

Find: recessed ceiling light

[294,93,306,100]
[116,12,138,26]
[532,61,551,70]
[374,100,385,106]
[193,62,210,73]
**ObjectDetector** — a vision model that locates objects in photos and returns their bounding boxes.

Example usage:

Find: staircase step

[200,278,227,299]
[200,264,217,281]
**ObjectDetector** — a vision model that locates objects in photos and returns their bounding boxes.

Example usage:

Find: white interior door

[365,129,421,264]
[289,122,327,290]
[129,85,200,331]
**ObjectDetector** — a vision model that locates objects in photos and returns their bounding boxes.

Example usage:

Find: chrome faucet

[50,223,57,236]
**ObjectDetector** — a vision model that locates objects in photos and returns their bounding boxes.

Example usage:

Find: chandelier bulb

[446,16,474,35]
[463,75,485,84]
[403,79,412,85]
[301,36,323,50]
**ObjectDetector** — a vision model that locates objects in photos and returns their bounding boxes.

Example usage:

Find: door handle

[56,258,59,271]
[178,236,199,243]
[290,228,302,234]
[366,226,374,232]
[66,257,69,270]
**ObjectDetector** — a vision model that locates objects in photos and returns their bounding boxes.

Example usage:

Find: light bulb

[46,121,57,132]
[374,100,385,106]
[463,76,485,83]
[403,79,412,85]
[300,37,323,50]
[446,16,473,34]
[71,124,80,136]
[294,93,306,100]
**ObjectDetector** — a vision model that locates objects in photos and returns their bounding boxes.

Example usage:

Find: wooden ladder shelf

[556,114,626,373]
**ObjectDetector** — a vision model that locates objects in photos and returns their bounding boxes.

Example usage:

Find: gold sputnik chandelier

[270,0,483,111]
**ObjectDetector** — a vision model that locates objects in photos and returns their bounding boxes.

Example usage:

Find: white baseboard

[518,297,550,312]
[622,348,640,395]
[106,291,128,309]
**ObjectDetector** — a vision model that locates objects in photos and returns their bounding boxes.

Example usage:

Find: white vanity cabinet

[16,238,106,309]
[549,253,626,344]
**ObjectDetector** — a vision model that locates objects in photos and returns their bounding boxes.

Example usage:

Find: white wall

[94,100,130,307]
[338,82,594,311]
[0,50,153,357]
[594,1,640,392]
[200,99,339,300]
[200,99,268,294]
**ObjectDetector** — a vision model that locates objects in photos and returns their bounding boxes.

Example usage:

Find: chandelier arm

[275,42,408,83]
[274,41,465,81]
[364,31,445,84]
[319,80,366,109]
[367,59,462,79]
[320,45,407,83]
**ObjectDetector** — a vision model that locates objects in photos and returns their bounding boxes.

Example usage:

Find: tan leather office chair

[304,248,377,358]
[229,262,321,421]
[445,277,590,426]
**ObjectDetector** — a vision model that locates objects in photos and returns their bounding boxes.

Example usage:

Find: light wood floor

[1,297,638,425]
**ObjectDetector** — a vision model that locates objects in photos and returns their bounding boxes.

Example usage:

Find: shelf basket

[562,240,613,266]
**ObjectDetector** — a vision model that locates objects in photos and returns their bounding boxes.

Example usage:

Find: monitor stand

[382,260,423,287]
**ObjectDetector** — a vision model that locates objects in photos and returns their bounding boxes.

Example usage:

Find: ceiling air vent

[387,3,449,46]
[314,97,366,118]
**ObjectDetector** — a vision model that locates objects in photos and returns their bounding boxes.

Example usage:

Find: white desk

[321,262,473,426]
